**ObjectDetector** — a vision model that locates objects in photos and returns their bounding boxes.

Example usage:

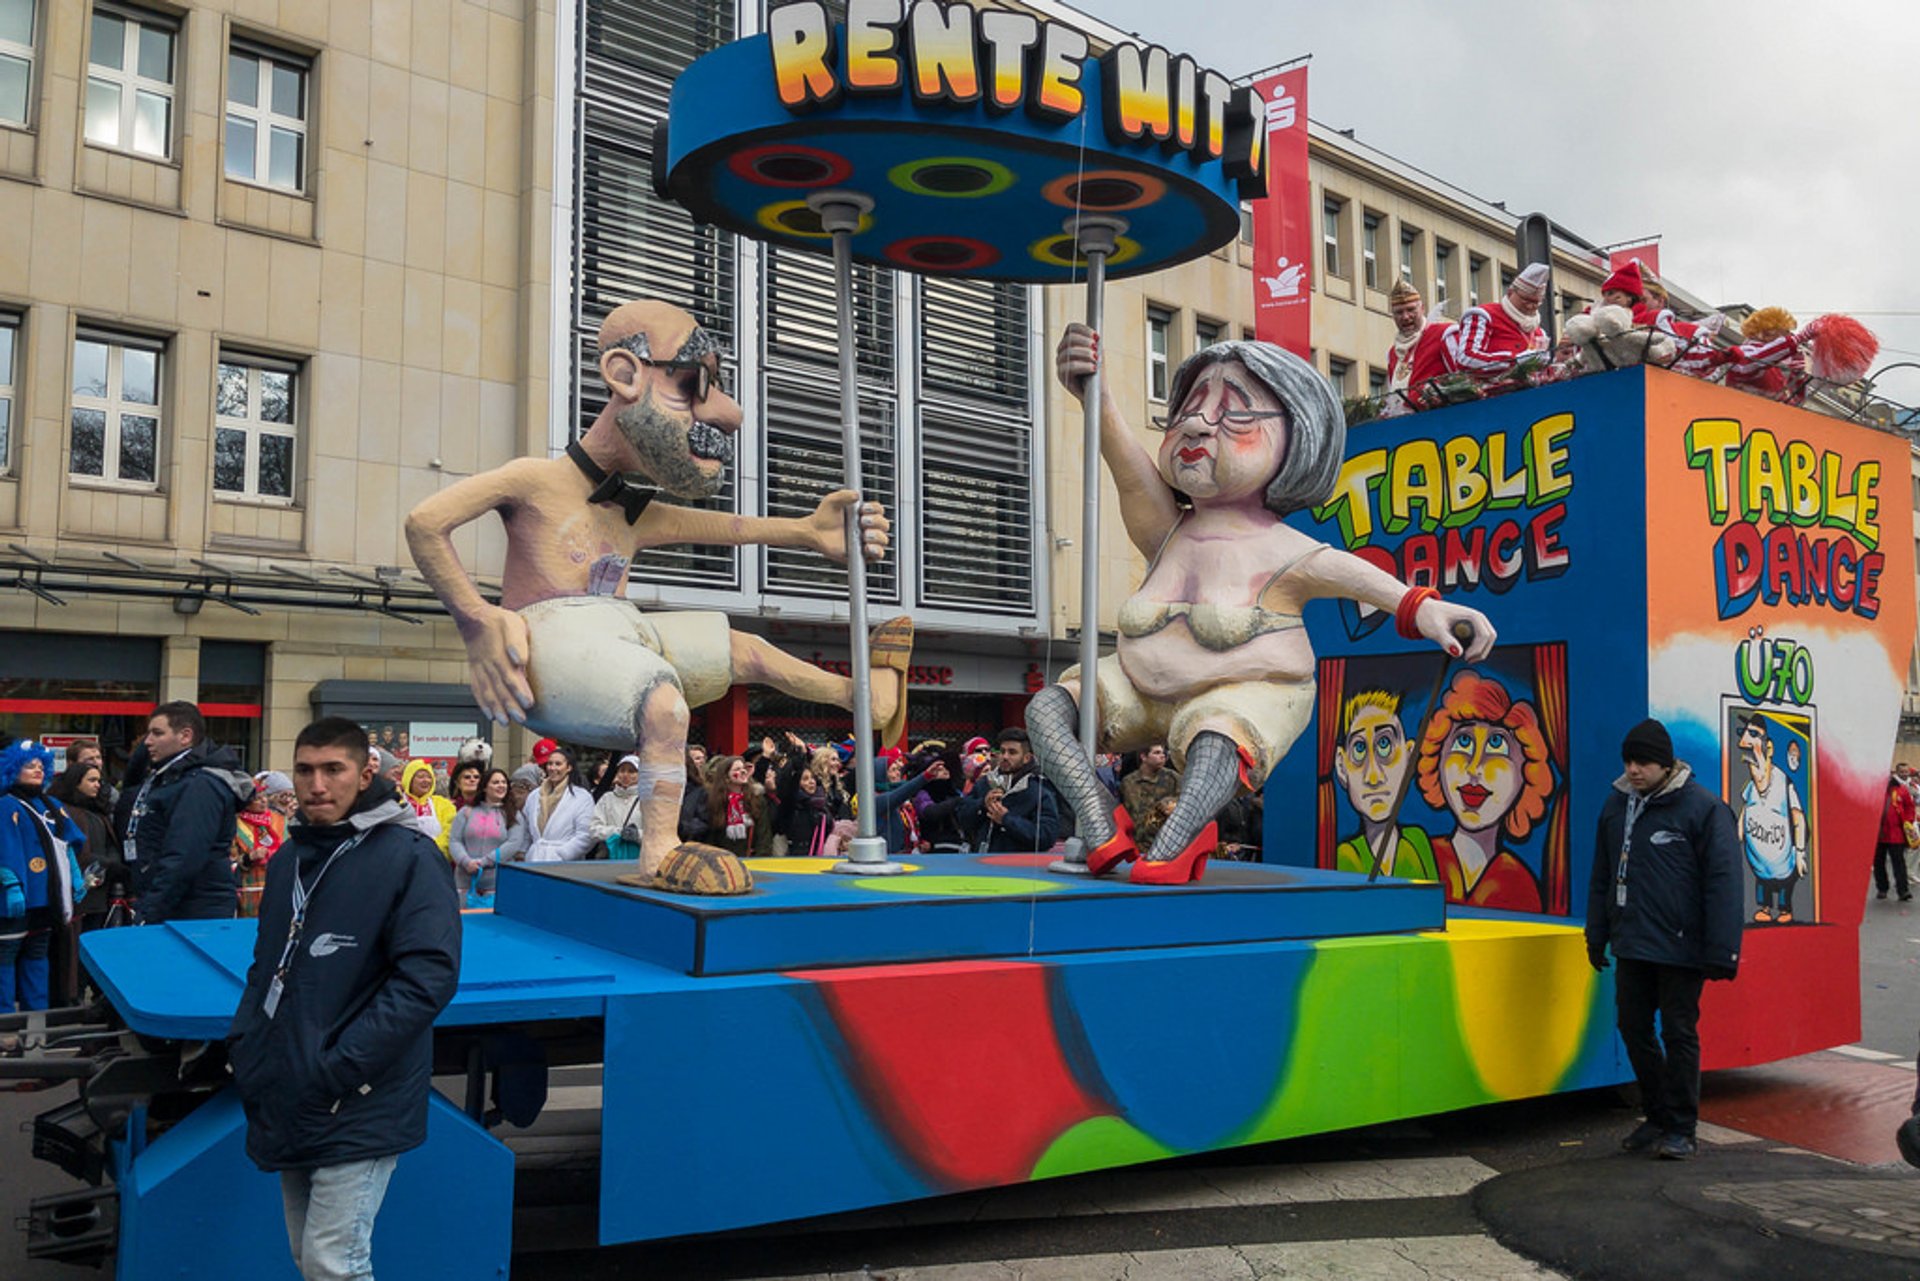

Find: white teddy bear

[1560,303,1675,373]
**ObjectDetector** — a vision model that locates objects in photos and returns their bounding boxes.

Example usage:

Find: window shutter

[916,279,1035,613]
[762,244,898,601]
[761,371,900,603]
[572,0,739,589]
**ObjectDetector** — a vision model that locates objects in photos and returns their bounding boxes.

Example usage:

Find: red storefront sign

[1250,64,1310,357]
[807,654,954,686]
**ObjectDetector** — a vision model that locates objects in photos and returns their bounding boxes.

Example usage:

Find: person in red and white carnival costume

[1640,278,1727,380]
[1383,279,1451,415]
[1442,262,1551,379]
[1721,307,1807,403]
[1595,259,1649,319]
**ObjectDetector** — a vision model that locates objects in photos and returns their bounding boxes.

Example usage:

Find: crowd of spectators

[0,706,1270,1023]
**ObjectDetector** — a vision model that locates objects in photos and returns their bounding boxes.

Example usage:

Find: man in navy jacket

[129,702,251,923]
[1586,718,1741,1162]
[958,728,1062,853]
[228,717,460,1280]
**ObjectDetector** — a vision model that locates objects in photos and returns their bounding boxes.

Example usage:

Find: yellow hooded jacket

[400,759,456,857]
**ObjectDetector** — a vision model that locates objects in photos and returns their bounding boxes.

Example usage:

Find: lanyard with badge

[123,755,181,864]
[263,831,367,1019]
[1617,795,1645,908]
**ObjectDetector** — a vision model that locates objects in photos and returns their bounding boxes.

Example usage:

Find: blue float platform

[80,855,1627,1267]
[495,855,1446,976]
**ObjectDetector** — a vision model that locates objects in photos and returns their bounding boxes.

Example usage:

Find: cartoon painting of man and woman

[1316,643,1573,916]
[1723,703,1815,925]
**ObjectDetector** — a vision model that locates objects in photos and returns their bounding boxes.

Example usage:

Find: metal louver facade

[916,278,1036,614]
[562,0,1042,627]
[761,245,899,603]
[572,0,739,589]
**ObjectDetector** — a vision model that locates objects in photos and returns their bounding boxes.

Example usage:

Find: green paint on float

[855,875,1065,896]
[1235,934,1494,1145]
[1029,1114,1181,1181]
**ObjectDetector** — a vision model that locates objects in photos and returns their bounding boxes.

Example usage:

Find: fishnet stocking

[1144,731,1240,862]
[1024,685,1115,849]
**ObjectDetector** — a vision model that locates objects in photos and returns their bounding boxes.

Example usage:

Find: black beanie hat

[1621,718,1674,768]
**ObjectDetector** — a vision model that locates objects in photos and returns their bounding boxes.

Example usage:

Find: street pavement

[6,881,1919,1279]
[1857,886,1920,1062]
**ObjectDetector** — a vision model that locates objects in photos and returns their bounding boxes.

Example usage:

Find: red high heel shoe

[1084,804,1139,876]
[1130,821,1217,885]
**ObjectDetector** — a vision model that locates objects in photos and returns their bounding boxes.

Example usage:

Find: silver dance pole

[811,190,906,876]
[1051,214,1127,876]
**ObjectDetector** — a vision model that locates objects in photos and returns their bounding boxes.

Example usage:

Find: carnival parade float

[12,6,1911,1276]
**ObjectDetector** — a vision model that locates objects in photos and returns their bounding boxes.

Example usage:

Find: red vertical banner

[1250,65,1310,357]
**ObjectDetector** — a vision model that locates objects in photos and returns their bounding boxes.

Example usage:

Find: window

[70,331,163,485]
[1500,264,1517,295]
[1195,316,1223,349]
[1238,203,1253,245]
[1400,225,1420,285]
[1368,366,1386,399]
[84,6,175,159]
[1146,306,1172,401]
[0,313,15,472]
[1321,197,1345,278]
[1434,241,1453,304]
[1361,211,1380,290]
[226,43,308,192]
[0,0,34,127]
[1468,253,1487,307]
[214,355,297,501]
[1326,356,1352,397]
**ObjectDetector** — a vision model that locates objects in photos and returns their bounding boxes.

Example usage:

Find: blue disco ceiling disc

[657,24,1262,284]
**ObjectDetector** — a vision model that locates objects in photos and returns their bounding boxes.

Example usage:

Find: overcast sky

[1083,0,1920,410]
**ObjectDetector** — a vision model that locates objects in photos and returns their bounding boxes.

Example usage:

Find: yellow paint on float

[1443,920,1598,1099]
[743,857,924,876]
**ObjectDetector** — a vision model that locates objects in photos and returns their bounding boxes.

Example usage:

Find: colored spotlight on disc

[727,143,853,188]
[755,199,872,240]
[884,236,1000,271]
[888,156,1015,198]
[1029,232,1141,270]
[1042,169,1165,212]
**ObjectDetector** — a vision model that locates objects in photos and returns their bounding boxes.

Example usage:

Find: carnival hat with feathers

[0,738,55,790]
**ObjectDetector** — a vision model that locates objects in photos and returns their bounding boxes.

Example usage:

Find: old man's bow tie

[566,440,655,525]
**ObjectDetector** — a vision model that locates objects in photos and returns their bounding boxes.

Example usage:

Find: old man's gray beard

[615,393,733,500]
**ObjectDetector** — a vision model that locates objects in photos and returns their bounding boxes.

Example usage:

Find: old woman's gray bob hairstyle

[1165,340,1346,516]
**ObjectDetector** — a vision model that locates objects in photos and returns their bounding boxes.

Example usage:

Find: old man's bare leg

[728,616,914,745]
[627,679,692,878]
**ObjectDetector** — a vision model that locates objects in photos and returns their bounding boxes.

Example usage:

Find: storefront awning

[0,545,494,623]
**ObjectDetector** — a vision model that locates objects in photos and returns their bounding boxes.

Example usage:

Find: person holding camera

[772,733,849,857]
[589,755,647,862]
[957,728,1062,854]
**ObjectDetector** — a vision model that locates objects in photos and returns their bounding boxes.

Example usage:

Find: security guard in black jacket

[127,702,252,923]
[227,717,460,1280]
[1586,718,1741,1162]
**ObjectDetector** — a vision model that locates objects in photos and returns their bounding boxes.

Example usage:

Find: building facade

[0,0,558,772]
[5,0,1905,777]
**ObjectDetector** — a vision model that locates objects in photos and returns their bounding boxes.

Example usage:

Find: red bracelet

[1395,586,1438,639]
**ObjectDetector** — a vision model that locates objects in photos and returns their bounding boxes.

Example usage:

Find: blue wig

[0,738,55,791]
